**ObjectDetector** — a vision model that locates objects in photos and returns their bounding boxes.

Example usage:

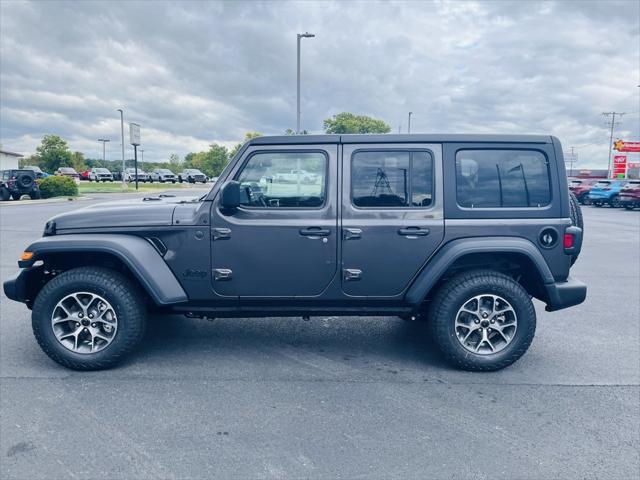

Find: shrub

[38,176,78,198]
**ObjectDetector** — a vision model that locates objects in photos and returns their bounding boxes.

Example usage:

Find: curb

[0,196,93,207]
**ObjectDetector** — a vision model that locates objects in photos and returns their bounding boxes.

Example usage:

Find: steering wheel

[244,185,268,207]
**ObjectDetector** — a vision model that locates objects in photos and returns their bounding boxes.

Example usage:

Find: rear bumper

[544,276,587,312]
[619,196,640,206]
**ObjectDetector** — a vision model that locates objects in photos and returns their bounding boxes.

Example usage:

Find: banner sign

[613,139,640,152]
[612,155,627,178]
[129,123,141,146]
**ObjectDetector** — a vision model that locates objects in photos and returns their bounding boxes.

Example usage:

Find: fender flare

[19,234,188,305]
[404,236,555,306]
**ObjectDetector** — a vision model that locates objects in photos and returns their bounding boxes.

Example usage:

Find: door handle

[343,228,362,240]
[299,227,331,237]
[398,227,430,237]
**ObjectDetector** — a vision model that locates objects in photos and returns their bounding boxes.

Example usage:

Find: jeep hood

[49,196,202,231]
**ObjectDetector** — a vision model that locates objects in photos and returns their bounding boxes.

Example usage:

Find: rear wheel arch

[406,238,554,308]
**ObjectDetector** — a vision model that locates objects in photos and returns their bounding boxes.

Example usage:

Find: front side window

[351,150,433,207]
[456,149,551,208]
[236,151,327,208]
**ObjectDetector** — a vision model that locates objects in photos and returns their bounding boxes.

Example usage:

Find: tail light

[564,226,582,256]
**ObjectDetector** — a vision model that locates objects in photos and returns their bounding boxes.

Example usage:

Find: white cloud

[0,0,638,167]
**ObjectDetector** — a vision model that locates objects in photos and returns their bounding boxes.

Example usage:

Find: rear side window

[351,150,433,207]
[456,149,551,208]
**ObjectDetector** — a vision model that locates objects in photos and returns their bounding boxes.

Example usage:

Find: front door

[341,143,445,297]
[211,144,338,297]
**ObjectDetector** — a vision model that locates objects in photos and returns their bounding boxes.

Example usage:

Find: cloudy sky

[1,0,638,167]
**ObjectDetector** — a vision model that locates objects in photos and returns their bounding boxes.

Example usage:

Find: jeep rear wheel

[32,267,146,370]
[428,270,536,371]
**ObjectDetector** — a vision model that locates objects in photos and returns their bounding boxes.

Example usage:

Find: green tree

[70,151,87,172]
[34,134,73,172]
[184,143,230,177]
[168,153,180,165]
[323,112,391,134]
[229,132,262,160]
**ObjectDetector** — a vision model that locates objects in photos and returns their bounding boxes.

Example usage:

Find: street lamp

[297,32,315,134]
[97,138,110,162]
[117,109,125,185]
[408,112,413,134]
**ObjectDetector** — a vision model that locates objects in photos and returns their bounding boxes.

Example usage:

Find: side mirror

[220,181,241,211]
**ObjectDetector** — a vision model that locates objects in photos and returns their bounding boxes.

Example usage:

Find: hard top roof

[247,134,553,146]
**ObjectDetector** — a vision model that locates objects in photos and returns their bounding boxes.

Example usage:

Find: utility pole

[296,32,315,134]
[408,112,413,134]
[140,148,144,163]
[566,146,578,176]
[97,139,110,163]
[602,112,625,178]
[117,109,125,185]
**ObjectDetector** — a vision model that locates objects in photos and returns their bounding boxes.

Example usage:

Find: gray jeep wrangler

[3,134,586,371]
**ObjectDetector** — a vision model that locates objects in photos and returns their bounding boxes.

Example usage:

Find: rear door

[211,144,338,298]
[341,143,445,297]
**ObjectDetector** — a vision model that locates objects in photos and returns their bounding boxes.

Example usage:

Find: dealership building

[0,149,23,170]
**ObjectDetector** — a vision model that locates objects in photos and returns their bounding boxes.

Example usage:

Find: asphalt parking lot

[0,192,638,480]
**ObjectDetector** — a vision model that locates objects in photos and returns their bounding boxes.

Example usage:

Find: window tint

[236,151,327,208]
[456,150,550,208]
[351,150,433,207]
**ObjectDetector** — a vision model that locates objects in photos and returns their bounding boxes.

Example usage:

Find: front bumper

[544,276,587,312]
[3,269,29,305]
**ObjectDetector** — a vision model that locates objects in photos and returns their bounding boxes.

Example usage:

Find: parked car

[588,179,628,207]
[568,178,598,205]
[112,171,123,182]
[55,167,81,185]
[23,166,50,179]
[149,168,177,183]
[618,181,640,210]
[178,169,207,183]
[3,134,586,372]
[88,168,114,182]
[79,170,91,181]
[0,169,41,200]
[274,169,318,184]
[123,168,149,183]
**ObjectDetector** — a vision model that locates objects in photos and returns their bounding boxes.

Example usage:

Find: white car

[88,168,113,182]
[274,169,318,184]
[149,169,177,183]
[123,168,149,183]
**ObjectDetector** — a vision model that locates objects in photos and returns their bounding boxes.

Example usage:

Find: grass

[78,181,198,194]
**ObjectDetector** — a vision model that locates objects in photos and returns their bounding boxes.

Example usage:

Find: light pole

[297,32,315,134]
[408,112,413,134]
[140,148,144,163]
[97,139,110,163]
[117,109,125,185]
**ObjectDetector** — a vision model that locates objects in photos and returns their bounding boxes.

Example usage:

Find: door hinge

[343,268,362,281]
[212,228,231,240]
[213,268,233,280]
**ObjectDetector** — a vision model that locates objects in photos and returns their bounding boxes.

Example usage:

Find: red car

[569,178,599,205]
[79,170,91,181]
[619,181,640,210]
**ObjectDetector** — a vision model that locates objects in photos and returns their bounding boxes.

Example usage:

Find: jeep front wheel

[428,270,536,371]
[32,267,146,370]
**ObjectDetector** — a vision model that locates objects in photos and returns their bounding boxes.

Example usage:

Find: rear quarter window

[456,149,551,208]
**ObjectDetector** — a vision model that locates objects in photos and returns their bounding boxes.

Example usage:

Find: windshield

[569,180,583,186]
[623,181,640,189]
[59,168,76,173]
[186,169,203,174]
[94,168,109,173]
[593,181,611,188]
[25,166,43,173]
[158,169,172,174]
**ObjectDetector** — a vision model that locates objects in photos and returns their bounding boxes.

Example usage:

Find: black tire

[609,195,620,208]
[578,192,590,205]
[30,190,41,200]
[0,186,9,201]
[17,174,34,189]
[428,270,536,371]
[178,177,183,183]
[568,192,583,266]
[32,267,146,371]
[172,180,176,184]
[11,192,21,200]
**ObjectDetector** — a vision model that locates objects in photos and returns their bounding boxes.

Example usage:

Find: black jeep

[3,134,586,371]
[1,169,41,201]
